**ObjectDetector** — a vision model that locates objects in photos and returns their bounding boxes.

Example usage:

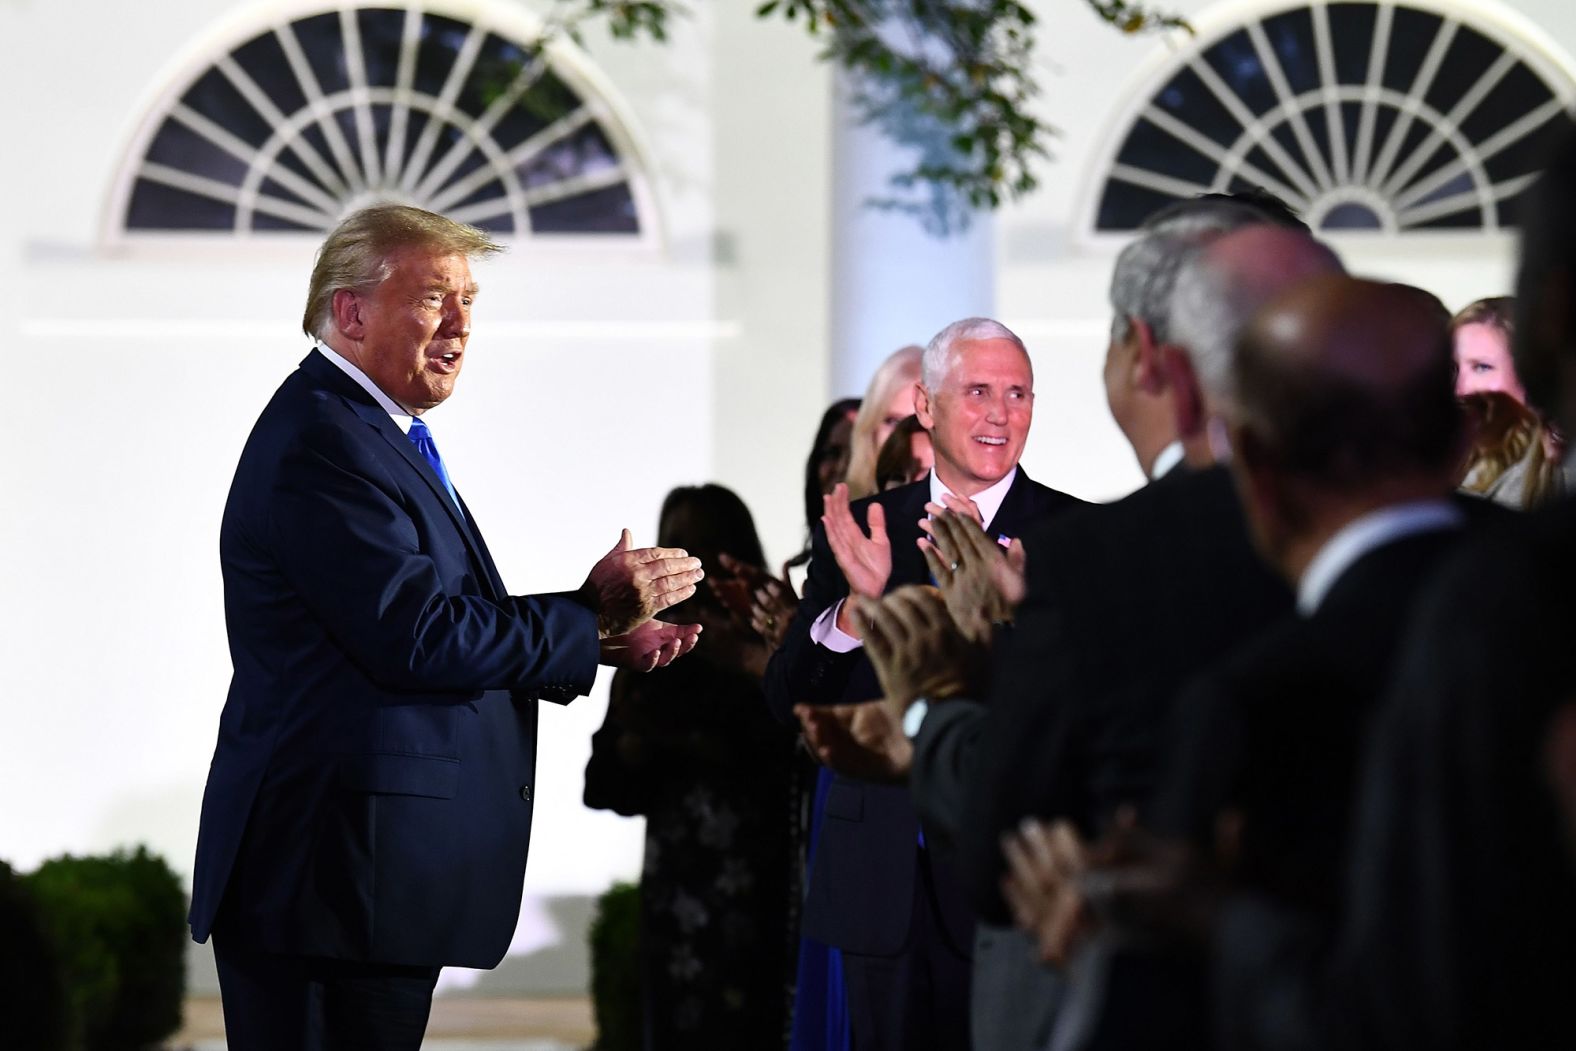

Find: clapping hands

[856,586,980,709]
[712,552,797,649]
[599,619,703,672]
[919,506,1026,644]
[581,529,705,639]
[1000,809,1213,966]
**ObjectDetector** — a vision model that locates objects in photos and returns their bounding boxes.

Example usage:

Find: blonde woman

[843,345,924,498]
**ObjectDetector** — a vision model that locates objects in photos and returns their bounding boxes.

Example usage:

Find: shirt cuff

[809,599,863,652]
[902,698,931,738]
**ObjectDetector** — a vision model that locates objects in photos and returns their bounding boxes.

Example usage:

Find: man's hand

[856,586,980,709]
[581,529,705,638]
[598,618,703,671]
[1000,818,1096,966]
[919,511,1027,643]
[823,483,892,601]
[794,698,912,783]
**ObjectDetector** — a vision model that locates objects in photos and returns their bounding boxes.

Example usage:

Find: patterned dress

[586,643,798,1050]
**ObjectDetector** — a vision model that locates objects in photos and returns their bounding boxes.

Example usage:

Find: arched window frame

[1074,0,1576,247]
[101,0,666,253]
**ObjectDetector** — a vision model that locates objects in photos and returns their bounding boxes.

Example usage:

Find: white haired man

[765,317,1085,1050]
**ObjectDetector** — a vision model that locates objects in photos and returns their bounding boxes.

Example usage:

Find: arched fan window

[1092,0,1576,233]
[113,3,653,238]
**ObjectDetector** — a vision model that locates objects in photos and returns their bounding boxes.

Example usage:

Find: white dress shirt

[317,342,414,434]
[1149,440,1185,480]
[1296,499,1464,616]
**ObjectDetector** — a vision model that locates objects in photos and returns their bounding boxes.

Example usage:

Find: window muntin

[118,4,647,237]
[1093,0,1575,234]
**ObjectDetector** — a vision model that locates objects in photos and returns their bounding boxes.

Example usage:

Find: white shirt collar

[930,466,1018,533]
[1149,441,1185,480]
[316,341,414,434]
[1297,499,1464,616]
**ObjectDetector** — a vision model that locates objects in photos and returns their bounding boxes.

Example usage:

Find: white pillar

[828,69,996,398]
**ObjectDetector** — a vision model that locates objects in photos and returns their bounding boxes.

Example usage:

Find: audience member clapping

[584,484,797,1049]
[1329,114,1576,1051]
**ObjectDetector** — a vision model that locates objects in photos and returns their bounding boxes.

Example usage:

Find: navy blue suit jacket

[189,350,599,968]
[764,470,1084,956]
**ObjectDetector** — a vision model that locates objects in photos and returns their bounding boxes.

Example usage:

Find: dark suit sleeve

[909,699,988,846]
[957,582,1089,925]
[763,520,861,724]
[1149,671,1250,846]
[262,421,599,696]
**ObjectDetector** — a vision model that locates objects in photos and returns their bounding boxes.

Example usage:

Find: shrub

[0,859,69,1049]
[24,847,186,1050]
[588,880,641,1051]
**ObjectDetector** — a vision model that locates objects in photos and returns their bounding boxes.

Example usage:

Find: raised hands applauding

[919,505,1026,643]
[712,551,798,650]
[822,483,892,639]
[582,528,706,670]
[794,584,983,782]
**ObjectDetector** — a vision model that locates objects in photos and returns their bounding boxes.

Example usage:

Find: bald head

[1170,226,1346,409]
[1231,275,1459,490]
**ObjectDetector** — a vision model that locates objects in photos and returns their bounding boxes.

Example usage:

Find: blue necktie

[406,417,462,511]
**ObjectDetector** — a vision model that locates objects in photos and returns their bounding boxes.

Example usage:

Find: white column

[828,69,996,397]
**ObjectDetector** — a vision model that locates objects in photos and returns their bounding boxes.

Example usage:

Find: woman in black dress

[585,484,798,1049]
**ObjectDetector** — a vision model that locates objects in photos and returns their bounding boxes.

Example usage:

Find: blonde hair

[845,345,924,498]
[302,205,504,339]
[1459,390,1562,508]
[1450,296,1515,340]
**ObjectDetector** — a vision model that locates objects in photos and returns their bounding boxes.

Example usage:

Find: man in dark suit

[189,205,703,1049]
[917,225,1336,1051]
[766,317,1083,1050]
[1326,117,1576,1051]
[1143,277,1473,1051]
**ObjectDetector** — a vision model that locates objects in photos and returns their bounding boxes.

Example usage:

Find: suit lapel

[300,351,507,600]
[988,467,1037,540]
[886,481,934,588]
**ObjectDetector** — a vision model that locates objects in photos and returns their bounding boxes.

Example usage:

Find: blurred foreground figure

[1150,277,1483,1051]
[1333,115,1576,1051]
[189,205,702,1048]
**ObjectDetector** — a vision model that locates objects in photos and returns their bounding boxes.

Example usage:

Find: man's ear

[1231,422,1299,559]
[332,288,366,342]
[1130,318,1166,395]
[913,382,936,430]
[1159,344,1205,440]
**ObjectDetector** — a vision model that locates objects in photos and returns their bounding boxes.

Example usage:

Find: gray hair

[922,317,1028,389]
[303,204,504,340]
[1109,200,1283,348]
[1169,230,1345,405]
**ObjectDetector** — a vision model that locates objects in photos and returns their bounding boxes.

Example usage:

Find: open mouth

[429,351,461,372]
[974,436,1007,446]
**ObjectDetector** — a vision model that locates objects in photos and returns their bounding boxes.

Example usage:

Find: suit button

[520,785,532,802]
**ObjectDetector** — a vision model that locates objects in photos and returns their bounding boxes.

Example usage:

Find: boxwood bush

[22,846,186,1050]
[588,880,641,1051]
